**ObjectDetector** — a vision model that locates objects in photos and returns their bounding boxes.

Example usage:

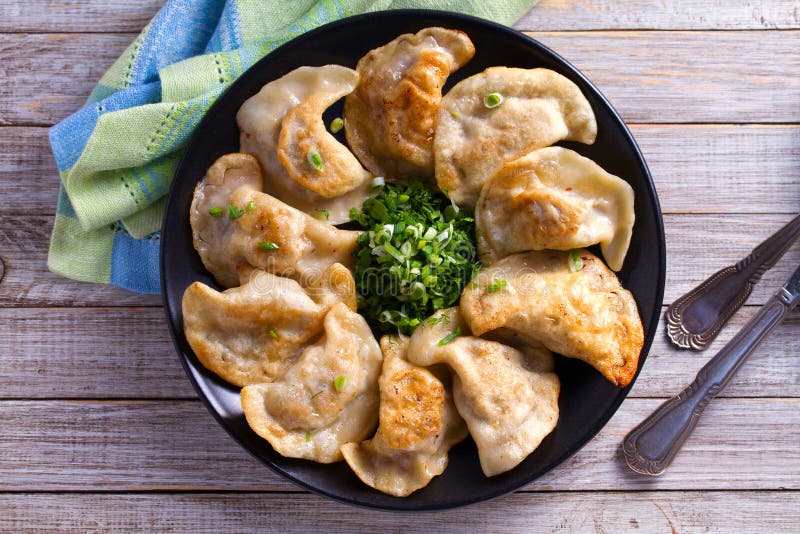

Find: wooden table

[2,1,799,531]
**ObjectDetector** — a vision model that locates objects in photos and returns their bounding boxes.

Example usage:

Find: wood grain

[6,125,799,216]
[2,31,799,126]
[516,0,800,31]
[2,214,797,307]
[0,398,797,491]
[3,491,799,533]
[0,0,163,33]
[2,306,797,400]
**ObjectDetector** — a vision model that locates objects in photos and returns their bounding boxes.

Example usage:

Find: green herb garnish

[307,149,323,171]
[483,92,503,108]
[208,207,223,217]
[438,327,462,346]
[247,200,256,212]
[305,431,311,442]
[316,209,330,220]
[269,329,278,339]
[227,204,245,220]
[333,375,347,392]
[330,117,344,133]
[486,278,508,293]
[258,242,280,250]
[351,181,481,335]
[371,176,385,190]
[568,250,583,272]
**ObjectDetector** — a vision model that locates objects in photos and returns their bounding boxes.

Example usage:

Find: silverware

[623,263,800,476]
[666,213,800,350]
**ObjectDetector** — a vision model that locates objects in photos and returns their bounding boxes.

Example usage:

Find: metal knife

[623,262,800,476]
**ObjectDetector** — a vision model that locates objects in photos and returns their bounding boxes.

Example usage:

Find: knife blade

[623,262,800,475]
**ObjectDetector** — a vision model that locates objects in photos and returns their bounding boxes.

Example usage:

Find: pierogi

[238,65,373,223]
[190,153,360,288]
[408,308,560,477]
[460,250,644,387]
[341,336,467,496]
[241,302,382,463]
[476,147,635,270]
[345,27,475,182]
[435,67,597,209]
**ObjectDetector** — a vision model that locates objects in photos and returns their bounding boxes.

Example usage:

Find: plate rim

[160,8,667,511]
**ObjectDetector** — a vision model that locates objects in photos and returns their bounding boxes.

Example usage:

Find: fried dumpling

[277,81,373,198]
[241,302,382,463]
[182,264,356,387]
[435,67,597,209]
[460,250,644,387]
[344,27,475,182]
[341,336,467,497]
[408,308,560,477]
[238,65,371,223]
[190,153,360,288]
[476,147,635,270]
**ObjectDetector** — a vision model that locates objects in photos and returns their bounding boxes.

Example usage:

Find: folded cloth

[48,0,539,294]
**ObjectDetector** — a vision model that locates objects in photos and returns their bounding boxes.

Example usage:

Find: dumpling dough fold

[408,308,560,477]
[460,250,644,387]
[476,147,634,270]
[435,67,597,209]
[341,336,467,496]
[345,27,475,182]
[182,264,356,387]
[241,302,382,463]
[190,153,360,288]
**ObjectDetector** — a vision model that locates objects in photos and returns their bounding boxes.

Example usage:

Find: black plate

[161,10,666,511]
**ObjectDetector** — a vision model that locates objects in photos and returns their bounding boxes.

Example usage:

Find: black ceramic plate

[161,10,666,511]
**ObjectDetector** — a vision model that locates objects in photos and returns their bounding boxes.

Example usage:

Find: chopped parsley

[246,200,256,212]
[568,250,584,272]
[486,278,508,293]
[438,327,461,346]
[268,329,278,339]
[258,242,280,251]
[316,208,330,220]
[330,117,344,133]
[307,149,323,171]
[208,207,223,217]
[333,375,347,392]
[227,204,245,220]
[350,181,481,335]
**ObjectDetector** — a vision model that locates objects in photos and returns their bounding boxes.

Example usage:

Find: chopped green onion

[269,329,278,339]
[227,204,245,220]
[208,207,223,217]
[330,117,344,133]
[316,208,329,220]
[258,241,280,250]
[438,327,462,346]
[246,200,256,212]
[307,149,323,171]
[487,278,508,293]
[483,92,504,108]
[569,250,584,272]
[371,176,385,190]
[305,431,311,442]
[333,375,347,392]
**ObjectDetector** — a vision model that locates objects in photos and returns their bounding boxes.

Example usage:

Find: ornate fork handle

[666,213,800,350]
[624,283,799,476]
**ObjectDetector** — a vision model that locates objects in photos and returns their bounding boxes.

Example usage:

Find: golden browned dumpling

[341,336,467,497]
[277,84,373,198]
[476,147,635,270]
[182,264,356,387]
[460,250,644,387]
[344,27,475,182]
[241,302,382,463]
[408,308,560,477]
[189,153,360,288]
[435,67,597,209]
[237,65,372,223]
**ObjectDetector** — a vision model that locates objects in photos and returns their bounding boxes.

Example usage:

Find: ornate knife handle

[666,213,800,350]
[624,284,799,476]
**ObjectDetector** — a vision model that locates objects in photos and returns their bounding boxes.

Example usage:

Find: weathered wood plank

[2,214,796,307]
[2,491,798,533]
[516,0,800,31]
[3,306,797,399]
[0,215,161,307]
[2,31,799,126]
[6,125,798,216]
[528,30,800,124]
[0,398,796,491]
[0,0,162,33]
